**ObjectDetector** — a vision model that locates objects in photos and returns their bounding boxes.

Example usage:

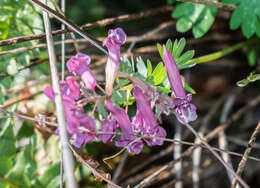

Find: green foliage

[0,120,16,176]
[157,38,196,70]
[172,1,217,38]
[230,0,260,38]
[237,71,260,87]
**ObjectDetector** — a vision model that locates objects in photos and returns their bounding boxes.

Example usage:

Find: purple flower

[132,86,167,146]
[98,118,117,143]
[105,100,143,153]
[67,53,97,91]
[73,111,96,148]
[43,77,97,148]
[103,28,126,97]
[60,76,80,100]
[162,45,197,124]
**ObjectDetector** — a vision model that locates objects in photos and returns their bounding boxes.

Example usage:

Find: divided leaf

[230,0,260,38]
[172,1,217,38]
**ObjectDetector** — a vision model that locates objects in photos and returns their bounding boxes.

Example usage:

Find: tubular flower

[105,100,143,154]
[67,53,97,91]
[103,28,126,97]
[132,86,166,146]
[43,77,96,147]
[162,45,197,124]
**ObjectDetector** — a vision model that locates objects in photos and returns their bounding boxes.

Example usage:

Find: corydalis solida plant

[162,45,197,124]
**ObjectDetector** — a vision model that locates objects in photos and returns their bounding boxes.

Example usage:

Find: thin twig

[174,121,182,188]
[41,1,77,187]
[0,5,173,47]
[61,0,66,81]
[112,151,128,183]
[231,121,260,188]
[69,145,121,188]
[176,0,236,11]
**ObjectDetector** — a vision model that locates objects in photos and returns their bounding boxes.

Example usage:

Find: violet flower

[132,86,166,146]
[98,118,117,143]
[43,77,96,148]
[105,100,143,154]
[67,53,97,91]
[162,45,197,124]
[103,28,126,97]
[73,111,96,148]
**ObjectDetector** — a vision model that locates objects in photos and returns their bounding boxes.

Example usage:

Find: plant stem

[41,1,77,187]
[185,38,259,66]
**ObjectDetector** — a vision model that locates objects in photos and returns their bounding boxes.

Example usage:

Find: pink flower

[103,28,126,97]
[43,77,96,148]
[105,100,143,154]
[162,45,197,124]
[98,118,117,143]
[67,53,97,91]
[132,86,166,146]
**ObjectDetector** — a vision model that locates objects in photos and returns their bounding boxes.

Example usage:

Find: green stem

[185,37,259,65]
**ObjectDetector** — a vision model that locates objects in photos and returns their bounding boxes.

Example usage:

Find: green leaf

[119,56,134,74]
[157,43,164,60]
[0,119,16,175]
[38,162,60,188]
[6,135,41,187]
[173,2,217,38]
[176,17,192,32]
[166,39,173,52]
[192,7,217,38]
[184,81,196,94]
[136,56,147,78]
[172,38,186,59]
[147,60,152,77]
[237,71,260,87]
[148,62,167,85]
[230,0,260,38]
[176,50,195,65]
[97,101,108,119]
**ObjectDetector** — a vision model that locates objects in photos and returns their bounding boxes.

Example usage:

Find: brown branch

[231,121,260,188]
[176,0,236,11]
[0,5,173,47]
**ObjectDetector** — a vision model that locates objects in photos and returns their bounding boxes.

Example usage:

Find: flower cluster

[43,27,197,154]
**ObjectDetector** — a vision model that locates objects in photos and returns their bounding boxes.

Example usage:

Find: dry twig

[232,121,260,188]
